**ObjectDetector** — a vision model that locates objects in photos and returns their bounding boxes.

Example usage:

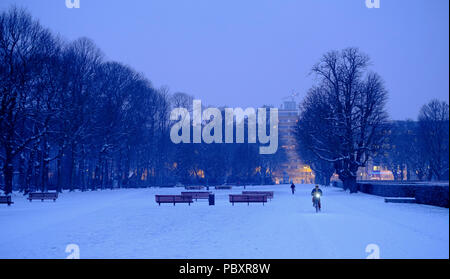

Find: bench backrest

[155,195,193,202]
[185,186,205,190]
[181,192,211,198]
[229,194,267,202]
[29,192,58,199]
[216,186,232,189]
[242,191,274,198]
[0,196,11,203]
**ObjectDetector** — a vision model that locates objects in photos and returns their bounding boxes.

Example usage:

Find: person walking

[290,182,296,194]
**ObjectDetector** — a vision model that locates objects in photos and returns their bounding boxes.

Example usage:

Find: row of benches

[0,192,59,206]
[155,191,274,206]
[3,190,272,206]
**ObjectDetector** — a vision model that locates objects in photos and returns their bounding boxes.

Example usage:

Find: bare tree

[295,86,338,185]
[0,7,55,194]
[418,100,449,180]
[298,48,388,193]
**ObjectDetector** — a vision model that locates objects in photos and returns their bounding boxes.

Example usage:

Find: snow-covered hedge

[357,182,449,208]
[415,186,449,208]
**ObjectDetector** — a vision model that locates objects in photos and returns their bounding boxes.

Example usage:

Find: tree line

[0,7,286,195]
[295,48,449,193]
[377,101,449,182]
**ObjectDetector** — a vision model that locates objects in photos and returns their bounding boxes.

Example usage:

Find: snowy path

[0,184,448,259]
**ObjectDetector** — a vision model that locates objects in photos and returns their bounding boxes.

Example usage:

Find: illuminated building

[273,100,314,184]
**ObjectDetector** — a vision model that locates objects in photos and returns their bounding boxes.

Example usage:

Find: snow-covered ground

[0,184,448,259]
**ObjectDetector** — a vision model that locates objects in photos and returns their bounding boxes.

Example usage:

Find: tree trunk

[103,158,109,190]
[344,176,358,193]
[406,166,411,181]
[56,144,63,193]
[342,179,348,191]
[18,154,26,192]
[314,172,323,185]
[34,145,42,192]
[41,135,49,192]
[391,167,398,181]
[79,155,85,192]
[94,162,100,191]
[117,151,123,189]
[400,165,405,181]
[427,169,433,181]
[26,153,33,193]
[69,144,75,192]
[123,149,131,188]
[3,148,14,195]
[325,175,331,187]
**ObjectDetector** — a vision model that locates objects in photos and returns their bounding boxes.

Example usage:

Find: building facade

[273,100,314,184]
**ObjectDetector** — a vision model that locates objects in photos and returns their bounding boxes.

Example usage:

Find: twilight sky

[1,0,448,120]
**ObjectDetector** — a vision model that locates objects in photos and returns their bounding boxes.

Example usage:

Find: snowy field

[0,184,448,259]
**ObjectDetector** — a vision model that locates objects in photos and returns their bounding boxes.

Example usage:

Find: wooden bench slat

[185,186,205,190]
[181,192,212,200]
[242,191,274,199]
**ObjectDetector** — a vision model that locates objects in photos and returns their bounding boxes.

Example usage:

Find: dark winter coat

[311,188,323,196]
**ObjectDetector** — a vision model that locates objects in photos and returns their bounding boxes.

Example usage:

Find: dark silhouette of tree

[0,7,56,194]
[418,100,449,180]
[297,48,388,193]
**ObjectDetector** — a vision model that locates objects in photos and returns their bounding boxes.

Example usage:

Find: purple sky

[1,0,448,120]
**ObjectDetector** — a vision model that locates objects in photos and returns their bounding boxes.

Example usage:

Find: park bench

[242,191,274,200]
[0,196,14,206]
[28,192,58,202]
[229,194,267,206]
[384,197,416,204]
[181,192,212,201]
[155,195,193,206]
[215,186,232,190]
[185,186,205,190]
